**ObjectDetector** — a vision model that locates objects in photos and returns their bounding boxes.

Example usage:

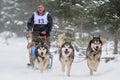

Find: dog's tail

[58,33,65,47]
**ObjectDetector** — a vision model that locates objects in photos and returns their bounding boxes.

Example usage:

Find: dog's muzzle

[95,46,102,51]
[64,49,69,55]
[41,52,43,56]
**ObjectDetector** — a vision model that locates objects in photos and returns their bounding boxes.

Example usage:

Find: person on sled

[26,4,53,66]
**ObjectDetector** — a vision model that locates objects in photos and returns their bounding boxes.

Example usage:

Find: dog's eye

[39,48,42,50]
[97,42,100,44]
[94,43,96,44]
[68,46,71,48]
[42,48,45,50]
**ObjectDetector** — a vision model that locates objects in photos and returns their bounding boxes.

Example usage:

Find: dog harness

[31,46,36,60]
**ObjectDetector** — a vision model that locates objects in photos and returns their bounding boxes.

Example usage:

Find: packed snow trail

[0,37,120,80]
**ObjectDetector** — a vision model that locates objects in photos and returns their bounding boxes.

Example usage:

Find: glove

[41,31,46,35]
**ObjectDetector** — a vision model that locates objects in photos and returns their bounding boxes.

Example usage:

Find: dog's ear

[44,43,48,47]
[98,35,101,39]
[89,34,94,40]
[36,43,41,48]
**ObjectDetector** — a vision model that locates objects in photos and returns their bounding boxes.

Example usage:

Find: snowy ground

[0,37,120,80]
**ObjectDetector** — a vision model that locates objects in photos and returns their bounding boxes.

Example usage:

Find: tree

[91,0,120,54]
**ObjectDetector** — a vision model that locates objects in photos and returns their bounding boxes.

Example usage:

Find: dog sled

[26,33,53,69]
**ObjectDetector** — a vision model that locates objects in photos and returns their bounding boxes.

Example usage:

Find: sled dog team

[27,33,106,76]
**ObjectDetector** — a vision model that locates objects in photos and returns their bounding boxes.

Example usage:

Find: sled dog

[34,43,50,73]
[26,33,34,66]
[86,35,102,75]
[59,42,74,76]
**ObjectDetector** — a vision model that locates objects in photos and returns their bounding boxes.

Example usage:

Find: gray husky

[59,42,74,76]
[34,43,50,73]
[86,36,102,75]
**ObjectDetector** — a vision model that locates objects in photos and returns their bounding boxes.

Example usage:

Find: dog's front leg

[66,61,72,77]
[62,63,65,72]
[28,48,32,64]
[95,54,101,61]
[94,54,100,71]
[39,60,43,73]
[87,59,94,75]
[60,59,65,72]
[87,53,94,61]
[43,58,49,70]
[90,69,93,75]
[33,58,37,70]
[94,61,99,72]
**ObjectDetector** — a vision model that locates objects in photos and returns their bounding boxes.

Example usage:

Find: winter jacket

[27,11,53,37]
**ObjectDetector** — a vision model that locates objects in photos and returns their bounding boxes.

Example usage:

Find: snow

[0,37,120,80]
[14,20,24,25]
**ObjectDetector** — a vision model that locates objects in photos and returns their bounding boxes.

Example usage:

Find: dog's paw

[62,69,65,72]
[40,70,43,73]
[90,71,93,76]
[67,74,70,77]
[94,70,97,72]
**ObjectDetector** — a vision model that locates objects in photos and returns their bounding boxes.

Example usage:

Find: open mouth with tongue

[64,50,69,55]
[95,47,102,51]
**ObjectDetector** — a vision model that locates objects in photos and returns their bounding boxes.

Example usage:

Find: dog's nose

[65,49,68,51]
[96,46,99,49]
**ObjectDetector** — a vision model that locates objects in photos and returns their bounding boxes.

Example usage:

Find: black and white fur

[59,42,74,77]
[34,43,50,73]
[86,35,102,75]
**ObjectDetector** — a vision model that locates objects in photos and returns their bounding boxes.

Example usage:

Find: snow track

[0,37,120,80]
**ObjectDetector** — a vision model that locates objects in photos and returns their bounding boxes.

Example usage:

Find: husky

[26,33,34,66]
[86,35,103,75]
[59,42,74,77]
[33,43,50,73]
